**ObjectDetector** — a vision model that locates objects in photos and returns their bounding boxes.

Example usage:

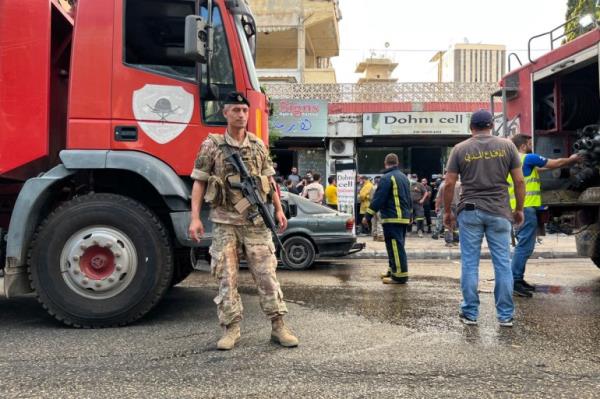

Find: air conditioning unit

[329,139,355,157]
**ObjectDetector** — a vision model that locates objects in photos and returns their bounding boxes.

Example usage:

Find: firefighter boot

[380,270,391,279]
[271,317,299,347]
[217,322,241,350]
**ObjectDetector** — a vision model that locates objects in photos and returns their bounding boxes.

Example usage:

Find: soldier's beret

[224,91,250,106]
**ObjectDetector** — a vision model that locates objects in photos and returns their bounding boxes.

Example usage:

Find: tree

[565,0,598,41]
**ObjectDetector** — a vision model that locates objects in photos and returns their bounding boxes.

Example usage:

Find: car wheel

[28,193,173,327]
[280,236,316,270]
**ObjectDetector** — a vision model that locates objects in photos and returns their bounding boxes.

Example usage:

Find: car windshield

[284,193,337,215]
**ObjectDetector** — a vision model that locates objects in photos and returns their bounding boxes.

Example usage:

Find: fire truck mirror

[184,15,208,63]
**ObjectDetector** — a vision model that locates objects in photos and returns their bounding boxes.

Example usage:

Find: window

[358,148,405,175]
[235,15,261,91]
[199,4,235,125]
[124,0,196,81]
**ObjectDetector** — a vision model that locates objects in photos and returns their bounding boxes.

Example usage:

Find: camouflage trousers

[209,223,288,326]
[371,212,384,238]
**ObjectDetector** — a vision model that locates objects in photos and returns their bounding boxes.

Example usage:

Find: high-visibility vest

[507,153,542,209]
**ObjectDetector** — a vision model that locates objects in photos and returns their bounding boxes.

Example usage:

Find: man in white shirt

[301,173,324,204]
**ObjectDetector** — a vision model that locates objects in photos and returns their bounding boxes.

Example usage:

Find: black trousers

[424,203,432,230]
[383,223,409,281]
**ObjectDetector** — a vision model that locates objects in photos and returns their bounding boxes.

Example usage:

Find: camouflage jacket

[191,131,276,225]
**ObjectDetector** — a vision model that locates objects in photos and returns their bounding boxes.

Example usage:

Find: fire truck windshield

[235,15,260,91]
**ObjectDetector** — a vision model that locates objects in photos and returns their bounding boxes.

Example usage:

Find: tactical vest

[507,153,542,209]
[204,133,272,213]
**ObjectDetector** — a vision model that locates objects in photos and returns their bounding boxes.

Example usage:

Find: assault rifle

[225,151,284,250]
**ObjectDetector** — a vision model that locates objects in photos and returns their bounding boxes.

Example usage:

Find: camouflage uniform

[191,131,288,326]
[370,183,384,240]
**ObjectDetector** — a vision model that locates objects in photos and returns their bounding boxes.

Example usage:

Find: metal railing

[263,82,499,102]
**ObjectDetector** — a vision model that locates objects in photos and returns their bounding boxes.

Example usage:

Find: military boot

[217,322,241,350]
[271,317,299,347]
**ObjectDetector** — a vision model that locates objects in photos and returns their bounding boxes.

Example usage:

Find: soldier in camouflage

[188,92,298,350]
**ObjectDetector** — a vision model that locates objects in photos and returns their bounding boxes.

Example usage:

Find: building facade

[431,43,506,83]
[355,57,398,83]
[266,82,500,183]
[248,0,341,84]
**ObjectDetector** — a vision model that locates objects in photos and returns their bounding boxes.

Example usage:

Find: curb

[346,250,582,260]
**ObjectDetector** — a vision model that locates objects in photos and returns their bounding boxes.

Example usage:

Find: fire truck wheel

[28,193,173,328]
[170,249,194,287]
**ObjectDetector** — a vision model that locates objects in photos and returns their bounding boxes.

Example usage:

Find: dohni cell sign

[363,112,471,135]
[335,161,356,232]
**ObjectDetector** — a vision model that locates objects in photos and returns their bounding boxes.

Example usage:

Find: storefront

[269,99,329,180]
[359,111,472,180]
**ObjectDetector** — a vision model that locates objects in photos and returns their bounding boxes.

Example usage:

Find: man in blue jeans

[444,110,525,327]
[508,134,582,297]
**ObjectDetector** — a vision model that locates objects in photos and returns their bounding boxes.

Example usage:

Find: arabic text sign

[271,99,328,137]
[363,112,471,135]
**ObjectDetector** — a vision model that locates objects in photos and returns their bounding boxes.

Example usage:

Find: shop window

[358,148,405,175]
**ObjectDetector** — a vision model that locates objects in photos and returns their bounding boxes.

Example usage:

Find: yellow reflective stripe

[393,272,409,278]
[508,153,542,209]
[391,176,403,219]
[392,239,401,272]
[366,208,376,215]
[381,218,411,224]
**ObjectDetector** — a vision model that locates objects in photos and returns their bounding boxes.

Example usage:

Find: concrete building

[430,43,506,83]
[248,0,341,83]
[355,57,398,83]
[265,82,499,183]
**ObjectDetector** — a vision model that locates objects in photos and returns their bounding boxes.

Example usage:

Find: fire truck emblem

[132,85,194,144]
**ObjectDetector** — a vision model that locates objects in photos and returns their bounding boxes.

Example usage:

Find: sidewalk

[348,232,580,260]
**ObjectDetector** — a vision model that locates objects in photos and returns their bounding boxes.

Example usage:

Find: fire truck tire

[170,250,193,287]
[28,193,173,328]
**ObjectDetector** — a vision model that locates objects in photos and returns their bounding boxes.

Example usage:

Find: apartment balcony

[257,68,337,84]
[263,82,500,103]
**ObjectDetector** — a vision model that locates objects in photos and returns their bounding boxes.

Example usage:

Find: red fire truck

[0,0,268,326]
[492,20,600,267]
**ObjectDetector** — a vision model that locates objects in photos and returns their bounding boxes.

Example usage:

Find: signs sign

[270,99,328,137]
[363,112,471,136]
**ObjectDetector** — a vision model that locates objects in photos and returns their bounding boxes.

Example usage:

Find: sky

[331,0,569,83]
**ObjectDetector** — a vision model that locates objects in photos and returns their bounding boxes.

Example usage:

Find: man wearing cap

[508,134,582,297]
[188,92,299,350]
[444,109,525,327]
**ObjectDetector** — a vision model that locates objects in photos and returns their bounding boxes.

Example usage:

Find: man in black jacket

[362,153,412,284]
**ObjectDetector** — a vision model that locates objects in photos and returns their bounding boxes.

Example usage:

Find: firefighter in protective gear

[188,92,298,350]
[363,153,412,284]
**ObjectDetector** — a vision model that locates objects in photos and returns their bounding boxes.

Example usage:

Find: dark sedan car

[190,192,364,270]
[278,192,363,269]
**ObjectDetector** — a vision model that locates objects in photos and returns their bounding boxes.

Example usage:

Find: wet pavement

[1,258,599,398]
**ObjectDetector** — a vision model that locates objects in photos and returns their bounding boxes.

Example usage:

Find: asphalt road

[1,258,599,398]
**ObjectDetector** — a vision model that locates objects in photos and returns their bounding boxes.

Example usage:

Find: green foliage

[565,0,598,41]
